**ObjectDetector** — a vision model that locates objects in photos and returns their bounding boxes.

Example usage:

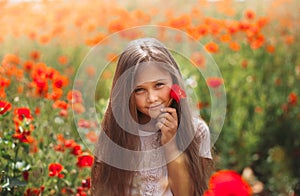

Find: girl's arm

[157,107,193,195]
[164,143,193,196]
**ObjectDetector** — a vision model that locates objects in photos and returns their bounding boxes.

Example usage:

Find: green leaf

[1,154,13,162]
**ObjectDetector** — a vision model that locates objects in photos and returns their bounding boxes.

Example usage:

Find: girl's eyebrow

[135,79,168,87]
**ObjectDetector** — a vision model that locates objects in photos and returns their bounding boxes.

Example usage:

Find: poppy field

[0,0,300,195]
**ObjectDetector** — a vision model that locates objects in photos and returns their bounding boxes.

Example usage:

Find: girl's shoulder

[192,117,212,159]
[192,117,210,139]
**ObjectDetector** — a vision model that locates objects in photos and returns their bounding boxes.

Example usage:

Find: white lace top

[131,118,212,196]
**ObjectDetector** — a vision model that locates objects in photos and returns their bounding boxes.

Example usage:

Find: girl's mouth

[148,104,163,110]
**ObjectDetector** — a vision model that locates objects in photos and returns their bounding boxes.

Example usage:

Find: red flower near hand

[0,100,12,115]
[204,170,252,196]
[170,84,186,103]
[77,154,94,168]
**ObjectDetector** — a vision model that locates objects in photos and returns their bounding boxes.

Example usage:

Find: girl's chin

[148,110,161,119]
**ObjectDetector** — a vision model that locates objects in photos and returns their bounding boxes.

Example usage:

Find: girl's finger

[157,117,170,127]
[157,116,177,131]
[158,112,174,122]
[156,121,164,130]
[162,119,176,129]
[160,107,177,119]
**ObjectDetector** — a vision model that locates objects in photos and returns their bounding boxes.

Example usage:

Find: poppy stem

[167,98,173,107]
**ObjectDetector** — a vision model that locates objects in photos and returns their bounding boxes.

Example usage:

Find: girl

[91,38,213,196]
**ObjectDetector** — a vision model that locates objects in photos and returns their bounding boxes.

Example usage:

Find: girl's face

[134,64,173,122]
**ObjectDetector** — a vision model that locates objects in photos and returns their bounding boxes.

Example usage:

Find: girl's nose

[147,90,158,102]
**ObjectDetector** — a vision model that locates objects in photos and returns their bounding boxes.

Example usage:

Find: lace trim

[131,132,171,195]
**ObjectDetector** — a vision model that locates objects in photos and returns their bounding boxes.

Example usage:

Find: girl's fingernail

[160,108,164,112]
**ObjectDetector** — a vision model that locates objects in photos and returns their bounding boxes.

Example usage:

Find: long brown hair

[91,38,213,195]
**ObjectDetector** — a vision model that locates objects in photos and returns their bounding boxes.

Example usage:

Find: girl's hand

[156,107,178,145]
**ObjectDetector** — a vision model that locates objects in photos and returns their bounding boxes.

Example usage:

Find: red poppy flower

[67,90,83,104]
[48,163,64,177]
[23,60,35,72]
[53,75,68,89]
[12,133,35,143]
[77,154,94,168]
[64,139,76,148]
[57,109,67,117]
[78,119,91,128]
[0,100,12,115]
[0,77,10,87]
[52,100,68,110]
[205,42,219,53]
[191,52,206,68]
[71,144,82,155]
[14,107,33,121]
[245,9,256,20]
[13,108,35,137]
[72,103,86,114]
[58,55,68,65]
[23,171,29,181]
[2,53,20,65]
[82,178,91,188]
[204,170,252,196]
[86,131,98,143]
[288,92,297,106]
[30,50,41,61]
[206,77,224,88]
[77,187,85,195]
[25,188,41,196]
[170,84,186,103]
[54,144,65,152]
[33,77,48,95]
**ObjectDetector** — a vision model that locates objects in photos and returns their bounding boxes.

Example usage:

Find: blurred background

[0,0,299,195]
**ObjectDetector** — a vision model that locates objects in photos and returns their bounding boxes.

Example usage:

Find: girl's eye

[155,83,164,88]
[134,88,145,94]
